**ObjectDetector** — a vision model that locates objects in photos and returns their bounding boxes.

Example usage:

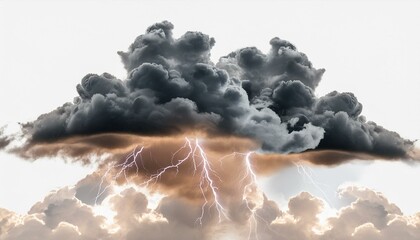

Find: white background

[1,0,419,214]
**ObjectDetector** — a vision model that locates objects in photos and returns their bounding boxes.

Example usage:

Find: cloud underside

[15,133,382,173]
[13,20,414,162]
[1,178,419,240]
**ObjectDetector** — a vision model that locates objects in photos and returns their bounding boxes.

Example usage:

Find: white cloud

[1,177,419,240]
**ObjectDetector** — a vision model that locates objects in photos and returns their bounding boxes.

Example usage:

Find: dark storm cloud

[217,36,325,100]
[272,80,315,110]
[18,21,414,161]
[117,20,214,72]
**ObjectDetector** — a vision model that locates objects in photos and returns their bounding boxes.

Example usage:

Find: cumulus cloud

[7,20,412,162]
[1,179,419,240]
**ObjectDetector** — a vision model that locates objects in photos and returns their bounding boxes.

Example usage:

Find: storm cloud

[17,21,414,161]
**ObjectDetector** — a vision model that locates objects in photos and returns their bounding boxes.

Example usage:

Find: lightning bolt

[194,138,228,225]
[96,137,229,224]
[243,152,258,240]
[140,137,194,187]
[293,161,332,205]
[95,146,144,204]
[241,152,264,240]
[96,137,266,239]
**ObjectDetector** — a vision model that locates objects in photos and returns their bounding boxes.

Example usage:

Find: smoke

[10,20,413,162]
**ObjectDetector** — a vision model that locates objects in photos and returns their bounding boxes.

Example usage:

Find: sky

[1,1,420,239]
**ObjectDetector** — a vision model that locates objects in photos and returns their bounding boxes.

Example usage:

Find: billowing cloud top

[20,21,414,159]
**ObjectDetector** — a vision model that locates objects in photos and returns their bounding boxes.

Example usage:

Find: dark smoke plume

[19,21,414,160]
